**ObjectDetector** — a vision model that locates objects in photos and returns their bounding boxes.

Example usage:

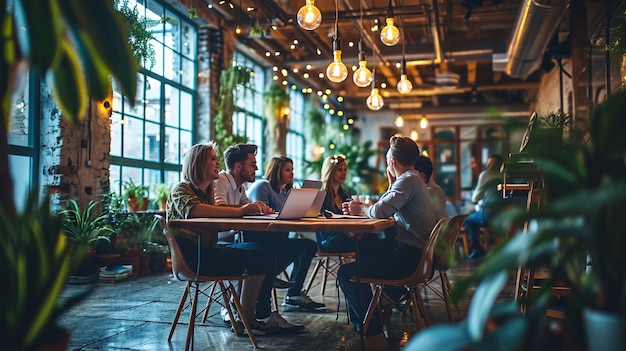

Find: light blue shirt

[246,179,289,211]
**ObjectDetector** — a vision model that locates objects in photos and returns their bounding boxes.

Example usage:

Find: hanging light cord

[400,0,406,60]
[334,0,339,41]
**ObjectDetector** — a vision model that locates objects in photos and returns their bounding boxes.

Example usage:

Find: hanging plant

[250,21,266,38]
[214,64,253,155]
[114,0,156,69]
[305,107,325,145]
[263,83,290,156]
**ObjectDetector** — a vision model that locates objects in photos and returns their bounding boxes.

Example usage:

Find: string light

[380,0,400,46]
[297,0,322,30]
[326,0,348,83]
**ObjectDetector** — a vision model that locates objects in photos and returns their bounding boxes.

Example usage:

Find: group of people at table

[165,136,454,351]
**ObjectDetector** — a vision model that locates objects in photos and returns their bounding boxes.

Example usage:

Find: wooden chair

[354,217,450,334]
[155,215,260,350]
[304,251,356,296]
[421,214,467,322]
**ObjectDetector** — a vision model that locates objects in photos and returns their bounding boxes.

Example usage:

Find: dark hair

[388,135,420,167]
[223,144,257,171]
[263,156,294,193]
[415,155,433,180]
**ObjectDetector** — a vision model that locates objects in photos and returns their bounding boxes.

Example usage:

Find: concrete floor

[59,258,485,351]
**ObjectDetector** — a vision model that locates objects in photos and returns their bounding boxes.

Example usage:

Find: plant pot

[71,250,97,278]
[584,308,625,351]
[96,253,120,267]
[127,197,148,212]
[35,325,70,351]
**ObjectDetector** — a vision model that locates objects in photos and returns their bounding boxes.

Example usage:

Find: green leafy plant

[0,192,93,350]
[59,199,113,250]
[264,83,291,156]
[214,64,253,156]
[114,0,156,68]
[538,110,570,129]
[250,21,266,38]
[151,183,170,210]
[121,179,150,211]
[406,90,626,350]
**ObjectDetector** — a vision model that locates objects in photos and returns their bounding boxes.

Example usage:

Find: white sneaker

[220,306,238,325]
[259,311,305,332]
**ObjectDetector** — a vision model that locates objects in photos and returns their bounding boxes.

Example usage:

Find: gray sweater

[365,170,437,250]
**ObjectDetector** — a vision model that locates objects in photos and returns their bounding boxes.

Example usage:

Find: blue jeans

[464,210,487,251]
[243,232,317,319]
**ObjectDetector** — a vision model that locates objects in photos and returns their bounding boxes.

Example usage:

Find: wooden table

[168,217,395,235]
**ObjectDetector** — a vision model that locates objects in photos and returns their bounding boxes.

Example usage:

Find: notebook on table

[243,188,320,220]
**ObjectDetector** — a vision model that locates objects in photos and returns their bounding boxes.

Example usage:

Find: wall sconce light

[297,0,322,30]
[420,115,429,129]
[380,0,400,46]
[394,115,404,127]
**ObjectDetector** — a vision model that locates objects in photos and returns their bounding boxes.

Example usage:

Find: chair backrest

[154,214,198,282]
[433,214,468,270]
[396,216,451,286]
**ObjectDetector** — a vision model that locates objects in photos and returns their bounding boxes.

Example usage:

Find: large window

[110,0,196,192]
[286,87,306,181]
[8,73,39,210]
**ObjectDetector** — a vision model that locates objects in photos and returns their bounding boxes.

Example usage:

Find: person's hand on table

[241,201,274,216]
[342,201,365,216]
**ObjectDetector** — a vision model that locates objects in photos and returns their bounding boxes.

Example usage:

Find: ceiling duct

[505,0,570,78]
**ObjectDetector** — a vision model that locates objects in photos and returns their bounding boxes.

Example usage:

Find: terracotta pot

[35,325,70,351]
[127,197,149,212]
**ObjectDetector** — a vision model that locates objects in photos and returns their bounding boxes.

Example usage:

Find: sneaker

[220,306,238,326]
[283,292,325,310]
[231,318,280,336]
[259,311,305,332]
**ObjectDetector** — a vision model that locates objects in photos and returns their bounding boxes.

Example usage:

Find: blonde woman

[316,154,380,254]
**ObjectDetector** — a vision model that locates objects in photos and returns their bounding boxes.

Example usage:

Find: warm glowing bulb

[326,50,348,83]
[410,129,419,141]
[397,74,413,94]
[235,26,242,35]
[297,0,322,31]
[353,61,372,87]
[395,115,404,127]
[380,18,400,46]
[420,116,429,129]
[367,88,384,110]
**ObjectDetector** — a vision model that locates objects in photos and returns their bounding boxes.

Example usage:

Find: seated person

[246,157,325,316]
[463,154,504,259]
[316,154,380,255]
[415,155,447,221]
[166,142,277,335]
[338,136,437,351]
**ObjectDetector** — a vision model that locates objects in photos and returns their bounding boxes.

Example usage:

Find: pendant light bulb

[327,36,348,83]
[367,87,384,110]
[297,0,322,30]
[420,116,429,129]
[410,129,419,141]
[380,17,400,46]
[397,74,413,94]
[395,115,404,127]
[353,45,372,87]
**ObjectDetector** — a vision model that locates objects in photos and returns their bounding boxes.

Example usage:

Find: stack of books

[99,265,134,283]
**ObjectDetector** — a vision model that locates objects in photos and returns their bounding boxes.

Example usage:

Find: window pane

[144,168,160,188]
[166,170,180,185]
[145,121,160,161]
[10,154,32,211]
[165,127,180,163]
[122,167,144,187]
[110,113,123,156]
[181,57,195,87]
[435,142,457,198]
[180,91,192,129]
[163,9,178,50]
[165,85,179,127]
[145,77,161,122]
[181,22,196,58]
[123,117,143,159]
[180,130,192,161]
[8,77,30,147]
[163,46,177,81]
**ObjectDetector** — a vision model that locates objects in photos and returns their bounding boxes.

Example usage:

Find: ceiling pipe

[505,0,570,78]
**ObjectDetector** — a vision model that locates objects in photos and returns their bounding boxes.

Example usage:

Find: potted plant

[213,63,252,155]
[59,199,114,278]
[405,90,626,351]
[263,83,291,156]
[151,183,170,212]
[0,192,93,350]
[121,179,150,212]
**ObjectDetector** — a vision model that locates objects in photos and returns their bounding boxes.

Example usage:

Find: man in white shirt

[214,144,305,333]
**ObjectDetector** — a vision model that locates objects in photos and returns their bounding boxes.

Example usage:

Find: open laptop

[243,188,320,220]
[304,190,327,218]
[301,179,322,189]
